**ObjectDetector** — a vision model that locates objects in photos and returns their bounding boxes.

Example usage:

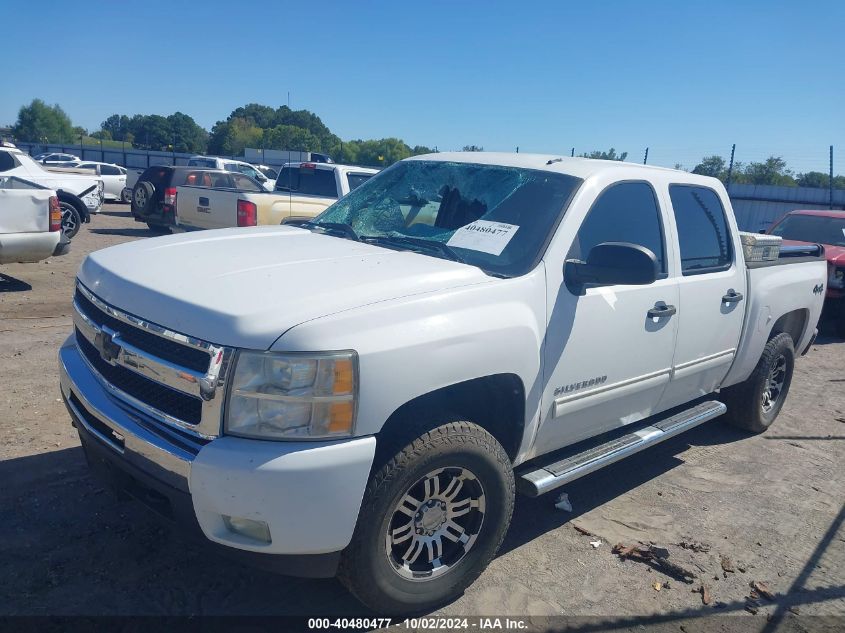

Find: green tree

[742,156,795,186]
[353,138,413,167]
[262,125,322,152]
[581,148,627,161]
[90,130,112,141]
[462,145,483,152]
[13,99,75,142]
[412,145,434,155]
[101,114,131,141]
[128,114,173,150]
[167,112,208,153]
[692,155,727,178]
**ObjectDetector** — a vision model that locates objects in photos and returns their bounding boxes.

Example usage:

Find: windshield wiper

[288,220,360,242]
[362,235,464,263]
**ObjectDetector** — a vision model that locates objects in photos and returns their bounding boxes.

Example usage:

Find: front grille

[74,290,211,373]
[76,327,203,424]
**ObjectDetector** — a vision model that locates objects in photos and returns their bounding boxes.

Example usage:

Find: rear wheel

[339,421,514,615]
[120,188,132,204]
[59,200,82,239]
[723,332,794,432]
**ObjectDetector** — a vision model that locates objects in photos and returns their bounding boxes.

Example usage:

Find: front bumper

[59,337,376,576]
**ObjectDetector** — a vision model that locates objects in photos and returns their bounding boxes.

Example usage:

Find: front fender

[272,267,548,452]
[57,190,91,223]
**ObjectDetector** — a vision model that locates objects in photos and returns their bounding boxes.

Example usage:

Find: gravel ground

[1,204,843,623]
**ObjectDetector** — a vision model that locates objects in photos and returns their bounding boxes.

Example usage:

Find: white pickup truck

[174,162,378,230]
[0,147,104,238]
[59,154,826,614]
[0,176,69,264]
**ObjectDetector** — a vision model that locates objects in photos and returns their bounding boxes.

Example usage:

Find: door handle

[647,303,677,318]
[722,290,744,304]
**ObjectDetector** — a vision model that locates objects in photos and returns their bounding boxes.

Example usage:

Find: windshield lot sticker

[447,221,519,255]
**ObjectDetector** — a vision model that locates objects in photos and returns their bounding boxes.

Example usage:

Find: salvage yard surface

[1,204,843,620]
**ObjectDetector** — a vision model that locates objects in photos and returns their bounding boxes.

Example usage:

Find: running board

[517,400,727,497]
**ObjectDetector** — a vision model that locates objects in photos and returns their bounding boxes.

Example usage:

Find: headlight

[224,350,357,440]
[830,266,844,289]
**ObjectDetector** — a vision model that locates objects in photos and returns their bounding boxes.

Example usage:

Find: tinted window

[100,164,120,175]
[568,181,666,273]
[140,167,171,188]
[231,174,263,192]
[276,167,338,198]
[347,173,373,191]
[770,214,845,247]
[669,185,733,274]
[188,158,216,168]
[0,152,17,172]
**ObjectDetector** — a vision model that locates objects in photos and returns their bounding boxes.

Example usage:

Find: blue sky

[3,0,843,172]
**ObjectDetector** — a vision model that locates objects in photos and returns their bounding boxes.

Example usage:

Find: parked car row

[129,162,377,231]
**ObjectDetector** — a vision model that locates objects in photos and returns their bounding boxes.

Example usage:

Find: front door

[534,181,679,452]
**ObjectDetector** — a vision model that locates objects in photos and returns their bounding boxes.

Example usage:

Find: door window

[669,185,733,275]
[231,174,263,192]
[568,181,666,274]
[100,164,120,176]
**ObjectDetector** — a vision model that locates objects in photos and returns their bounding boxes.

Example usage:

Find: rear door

[657,184,746,410]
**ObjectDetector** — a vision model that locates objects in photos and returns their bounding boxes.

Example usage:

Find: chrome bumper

[59,337,197,492]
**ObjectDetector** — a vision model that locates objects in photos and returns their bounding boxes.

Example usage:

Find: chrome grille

[72,282,232,439]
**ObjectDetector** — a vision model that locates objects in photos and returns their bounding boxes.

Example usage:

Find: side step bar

[517,400,727,497]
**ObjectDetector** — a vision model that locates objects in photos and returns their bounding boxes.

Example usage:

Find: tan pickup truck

[175,162,378,230]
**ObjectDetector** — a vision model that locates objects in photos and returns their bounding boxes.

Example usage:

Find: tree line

[8,99,842,185]
[691,155,844,189]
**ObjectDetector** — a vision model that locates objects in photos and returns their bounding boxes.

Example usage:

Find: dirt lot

[1,204,843,622]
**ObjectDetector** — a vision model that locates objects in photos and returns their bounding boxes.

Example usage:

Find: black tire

[120,188,132,204]
[58,199,83,239]
[723,332,795,433]
[339,421,514,615]
[146,222,170,234]
[131,181,156,216]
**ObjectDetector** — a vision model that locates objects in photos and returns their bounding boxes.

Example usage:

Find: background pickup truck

[175,162,378,230]
[0,176,68,264]
[0,147,103,238]
[59,153,825,615]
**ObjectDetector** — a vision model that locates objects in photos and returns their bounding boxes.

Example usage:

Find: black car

[130,166,218,232]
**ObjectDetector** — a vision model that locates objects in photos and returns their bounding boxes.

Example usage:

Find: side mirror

[565,242,658,294]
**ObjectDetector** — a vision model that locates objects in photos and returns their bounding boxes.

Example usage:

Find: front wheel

[723,332,795,433]
[120,188,132,204]
[339,421,514,614]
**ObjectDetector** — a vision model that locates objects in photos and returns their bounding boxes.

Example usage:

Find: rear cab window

[669,185,733,275]
[346,172,373,191]
[188,158,217,168]
[276,165,339,198]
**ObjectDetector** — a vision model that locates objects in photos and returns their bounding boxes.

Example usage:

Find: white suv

[186,156,274,191]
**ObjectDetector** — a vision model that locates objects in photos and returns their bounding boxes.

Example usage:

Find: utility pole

[516,146,519,153]
[643,147,649,165]
[570,147,574,157]
[830,145,834,210]
[726,143,736,190]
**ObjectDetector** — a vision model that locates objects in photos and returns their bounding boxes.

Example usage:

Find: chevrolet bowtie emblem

[94,326,121,363]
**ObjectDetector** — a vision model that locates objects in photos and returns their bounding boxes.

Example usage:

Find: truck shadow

[89,228,167,238]
[500,421,749,557]
[0,273,33,293]
[1,422,751,617]
[0,446,365,616]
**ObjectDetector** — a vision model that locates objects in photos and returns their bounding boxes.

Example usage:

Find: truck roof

[285,162,379,174]
[409,152,717,185]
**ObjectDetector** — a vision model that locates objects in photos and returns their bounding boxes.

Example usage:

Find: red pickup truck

[768,209,845,336]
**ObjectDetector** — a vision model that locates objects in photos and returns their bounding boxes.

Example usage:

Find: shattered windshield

[313,160,581,276]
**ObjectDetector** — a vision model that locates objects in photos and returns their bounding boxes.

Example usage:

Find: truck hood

[78,226,493,349]
[782,239,845,265]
